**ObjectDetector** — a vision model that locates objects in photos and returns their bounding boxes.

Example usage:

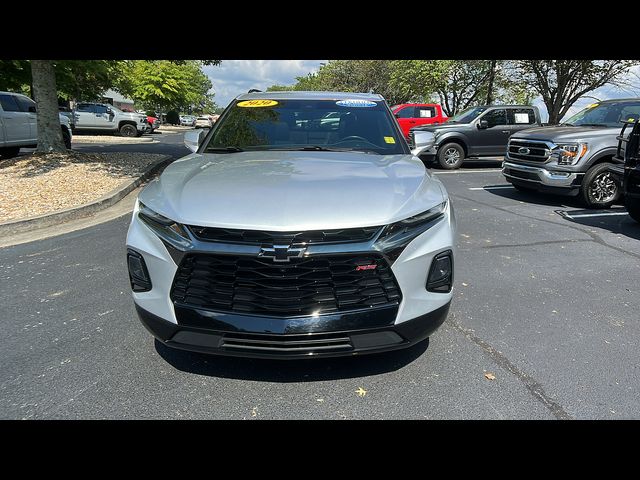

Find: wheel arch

[437,136,468,156]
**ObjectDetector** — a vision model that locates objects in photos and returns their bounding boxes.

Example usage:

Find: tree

[115,60,214,112]
[511,60,639,124]
[30,60,65,153]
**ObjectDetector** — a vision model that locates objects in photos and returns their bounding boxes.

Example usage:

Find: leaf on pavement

[484,372,496,381]
[356,387,367,397]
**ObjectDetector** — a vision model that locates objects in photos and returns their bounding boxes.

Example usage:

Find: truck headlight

[556,143,588,165]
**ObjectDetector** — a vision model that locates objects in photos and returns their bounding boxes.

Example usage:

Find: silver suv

[126,91,456,359]
[503,98,640,208]
[73,102,148,137]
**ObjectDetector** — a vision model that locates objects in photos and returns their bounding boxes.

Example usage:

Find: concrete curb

[0,155,173,237]
[72,135,155,144]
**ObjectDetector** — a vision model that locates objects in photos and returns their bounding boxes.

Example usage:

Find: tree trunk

[485,60,496,105]
[31,60,66,153]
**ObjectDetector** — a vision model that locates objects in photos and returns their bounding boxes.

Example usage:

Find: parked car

[194,115,212,128]
[609,119,640,222]
[146,115,160,132]
[391,103,448,138]
[58,106,77,129]
[180,115,196,127]
[126,91,455,358]
[0,91,72,158]
[411,105,542,169]
[502,98,640,208]
[73,102,148,137]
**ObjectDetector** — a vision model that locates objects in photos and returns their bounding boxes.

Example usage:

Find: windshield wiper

[559,122,573,126]
[576,123,607,127]
[206,146,244,153]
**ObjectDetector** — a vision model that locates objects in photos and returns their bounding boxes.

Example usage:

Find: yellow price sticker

[237,99,278,108]
[384,136,396,144]
[586,103,599,109]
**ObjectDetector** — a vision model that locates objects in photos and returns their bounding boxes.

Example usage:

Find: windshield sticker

[514,113,530,124]
[336,99,377,108]
[586,103,599,109]
[383,136,396,144]
[237,99,278,108]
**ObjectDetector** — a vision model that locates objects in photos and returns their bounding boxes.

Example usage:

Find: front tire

[0,146,21,158]
[120,124,137,137]
[437,143,465,169]
[581,163,620,208]
[62,128,71,149]
[626,196,640,223]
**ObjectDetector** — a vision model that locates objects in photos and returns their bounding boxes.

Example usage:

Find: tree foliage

[510,60,639,123]
[115,60,214,112]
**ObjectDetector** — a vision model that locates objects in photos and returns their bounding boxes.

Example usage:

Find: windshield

[447,106,487,123]
[204,98,406,155]
[563,101,640,127]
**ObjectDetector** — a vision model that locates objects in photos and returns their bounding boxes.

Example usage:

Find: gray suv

[503,98,640,208]
[410,105,542,169]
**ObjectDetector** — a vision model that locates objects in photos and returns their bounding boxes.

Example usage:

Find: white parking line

[564,212,628,219]
[433,168,502,174]
[468,185,514,191]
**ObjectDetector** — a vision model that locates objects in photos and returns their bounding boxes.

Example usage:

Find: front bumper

[136,301,450,359]
[502,161,582,194]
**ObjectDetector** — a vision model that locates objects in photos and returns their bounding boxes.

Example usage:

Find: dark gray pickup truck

[410,105,542,169]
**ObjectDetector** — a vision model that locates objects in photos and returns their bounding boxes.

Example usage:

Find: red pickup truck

[391,103,448,138]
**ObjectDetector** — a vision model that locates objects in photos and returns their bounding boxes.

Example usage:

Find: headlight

[138,202,190,243]
[374,201,447,258]
[556,143,588,165]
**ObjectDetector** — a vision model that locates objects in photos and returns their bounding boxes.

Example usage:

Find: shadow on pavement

[154,337,429,381]
[486,186,586,208]
[558,209,640,241]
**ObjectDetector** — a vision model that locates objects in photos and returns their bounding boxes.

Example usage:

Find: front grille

[503,167,540,181]
[170,253,402,317]
[508,139,552,162]
[187,226,381,245]
[221,332,353,355]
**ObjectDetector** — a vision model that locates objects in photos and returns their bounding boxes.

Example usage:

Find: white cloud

[203,60,326,108]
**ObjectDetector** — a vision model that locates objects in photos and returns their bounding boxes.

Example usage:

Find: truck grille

[508,139,552,162]
[170,253,402,317]
[187,226,381,245]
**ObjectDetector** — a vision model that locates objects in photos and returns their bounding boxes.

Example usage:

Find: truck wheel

[120,124,137,137]
[62,128,71,149]
[626,197,640,223]
[0,146,21,159]
[437,143,464,169]
[581,163,620,208]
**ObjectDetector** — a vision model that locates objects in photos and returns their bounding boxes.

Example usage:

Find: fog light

[127,249,152,292]
[427,250,453,293]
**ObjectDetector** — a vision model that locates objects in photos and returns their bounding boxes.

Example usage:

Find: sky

[204,61,640,121]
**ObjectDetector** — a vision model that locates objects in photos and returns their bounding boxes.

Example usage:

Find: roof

[235,91,385,101]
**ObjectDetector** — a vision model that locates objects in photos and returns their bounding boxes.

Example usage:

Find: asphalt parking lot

[1,156,639,419]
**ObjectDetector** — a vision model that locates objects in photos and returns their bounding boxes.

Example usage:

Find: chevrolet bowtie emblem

[259,244,306,262]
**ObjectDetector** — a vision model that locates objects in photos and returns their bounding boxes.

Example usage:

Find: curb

[0,155,173,237]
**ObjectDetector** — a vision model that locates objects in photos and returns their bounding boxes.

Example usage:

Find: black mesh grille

[187,226,381,245]
[170,253,402,317]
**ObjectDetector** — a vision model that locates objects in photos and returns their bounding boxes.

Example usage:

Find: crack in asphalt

[455,193,640,261]
[448,314,572,420]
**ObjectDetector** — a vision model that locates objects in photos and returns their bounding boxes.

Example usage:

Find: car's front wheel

[581,162,620,208]
[626,196,640,223]
[437,143,464,169]
[0,146,21,159]
[62,128,71,149]
[120,124,137,137]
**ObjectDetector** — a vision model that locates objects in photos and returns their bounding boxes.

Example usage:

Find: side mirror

[410,130,436,156]
[106,108,114,115]
[394,113,400,118]
[477,119,489,129]
[184,129,205,153]
[28,106,37,113]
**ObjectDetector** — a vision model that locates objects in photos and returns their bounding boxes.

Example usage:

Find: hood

[139,151,446,231]
[511,125,619,143]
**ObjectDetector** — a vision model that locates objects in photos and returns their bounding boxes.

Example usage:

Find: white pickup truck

[0,91,72,158]
[73,102,149,137]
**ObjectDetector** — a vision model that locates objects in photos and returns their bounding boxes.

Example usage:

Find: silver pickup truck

[73,102,149,137]
[502,98,640,208]
[0,90,72,158]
